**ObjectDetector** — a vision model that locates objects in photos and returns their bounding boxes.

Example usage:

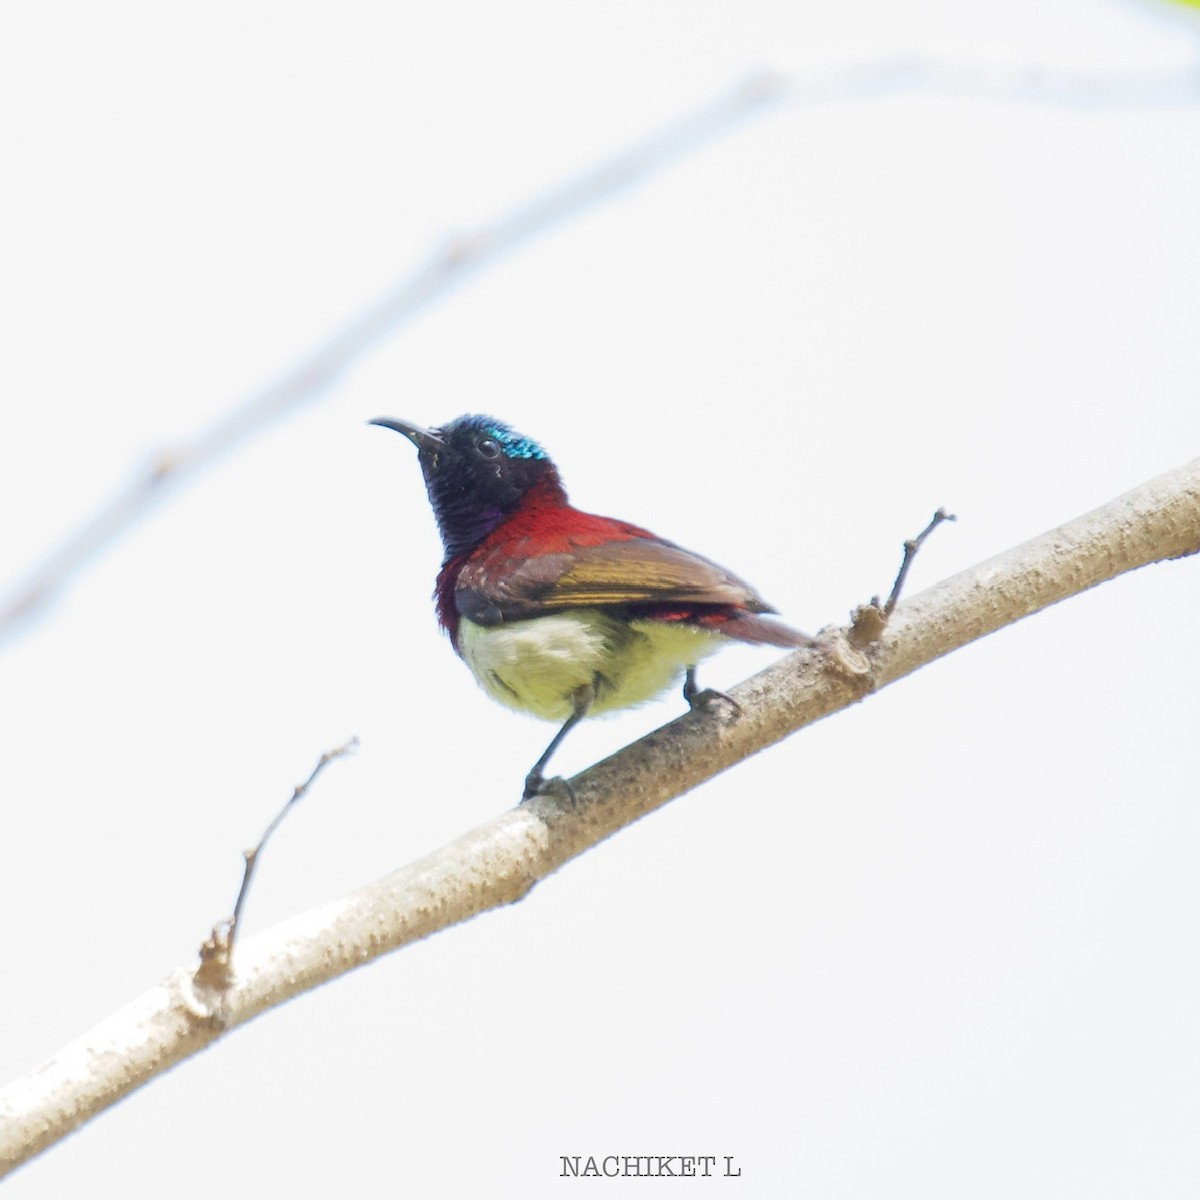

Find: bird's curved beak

[368,417,446,456]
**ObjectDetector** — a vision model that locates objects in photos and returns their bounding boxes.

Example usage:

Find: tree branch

[2,455,1196,1178]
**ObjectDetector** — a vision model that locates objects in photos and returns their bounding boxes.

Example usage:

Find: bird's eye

[478,438,501,459]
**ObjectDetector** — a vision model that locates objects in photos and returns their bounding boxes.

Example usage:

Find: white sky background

[2,0,1198,1195]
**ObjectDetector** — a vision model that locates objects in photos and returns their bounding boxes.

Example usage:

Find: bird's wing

[455,536,775,626]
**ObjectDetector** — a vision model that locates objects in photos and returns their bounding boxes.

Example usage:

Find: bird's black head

[370,414,565,560]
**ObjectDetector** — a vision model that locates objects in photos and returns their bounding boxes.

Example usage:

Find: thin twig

[884,507,957,615]
[230,737,360,944]
[849,507,956,647]
[195,738,358,997]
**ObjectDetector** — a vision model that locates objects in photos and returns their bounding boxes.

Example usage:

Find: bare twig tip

[880,507,958,618]
[199,736,360,988]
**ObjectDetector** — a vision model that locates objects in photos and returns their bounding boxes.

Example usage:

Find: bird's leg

[522,680,595,804]
[682,667,741,715]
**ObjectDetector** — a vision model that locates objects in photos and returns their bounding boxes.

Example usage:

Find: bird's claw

[521,771,578,809]
[683,676,742,716]
[689,686,742,716]
[682,666,741,716]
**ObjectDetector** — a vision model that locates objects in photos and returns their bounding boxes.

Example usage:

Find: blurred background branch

[3,49,1198,648]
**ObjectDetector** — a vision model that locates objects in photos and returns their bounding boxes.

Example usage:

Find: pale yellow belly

[458,610,723,722]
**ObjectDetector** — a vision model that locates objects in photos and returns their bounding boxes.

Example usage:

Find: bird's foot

[683,668,742,716]
[687,686,742,715]
[521,770,578,809]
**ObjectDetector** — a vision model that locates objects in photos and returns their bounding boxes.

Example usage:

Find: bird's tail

[717,611,814,648]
